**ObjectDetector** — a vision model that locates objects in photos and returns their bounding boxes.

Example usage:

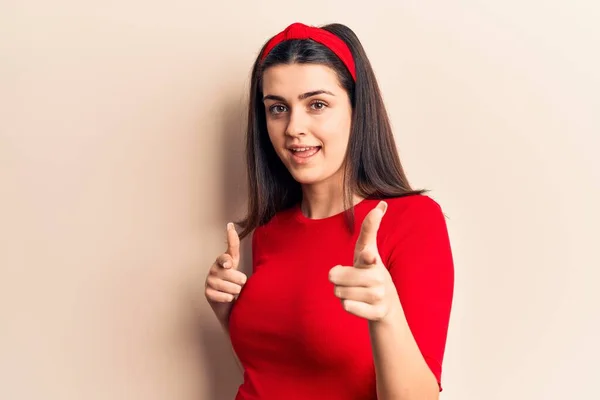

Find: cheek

[266,121,285,145]
[320,117,351,155]
[266,121,291,162]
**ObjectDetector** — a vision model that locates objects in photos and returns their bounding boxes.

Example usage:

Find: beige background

[1,1,599,399]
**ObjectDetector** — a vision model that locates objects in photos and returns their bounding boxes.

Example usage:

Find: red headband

[260,22,357,81]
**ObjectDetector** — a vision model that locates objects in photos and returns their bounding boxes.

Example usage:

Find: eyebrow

[262,90,335,102]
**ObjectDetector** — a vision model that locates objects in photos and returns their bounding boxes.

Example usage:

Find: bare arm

[370,306,439,400]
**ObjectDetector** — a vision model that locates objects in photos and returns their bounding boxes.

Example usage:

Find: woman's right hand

[205,222,248,303]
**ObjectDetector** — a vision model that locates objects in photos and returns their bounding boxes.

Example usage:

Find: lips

[288,146,321,163]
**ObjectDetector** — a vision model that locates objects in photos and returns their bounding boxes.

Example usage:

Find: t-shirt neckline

[292,198,370,224]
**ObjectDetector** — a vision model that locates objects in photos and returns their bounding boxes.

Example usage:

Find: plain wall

[1,1,598,399]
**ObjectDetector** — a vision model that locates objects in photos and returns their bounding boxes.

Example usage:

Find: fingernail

[380,201,388,214]
[223,261,231,268]
[328,268,337,282]
[227,222,233,231]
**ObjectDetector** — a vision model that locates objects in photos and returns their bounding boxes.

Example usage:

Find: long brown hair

[236,23,425,239]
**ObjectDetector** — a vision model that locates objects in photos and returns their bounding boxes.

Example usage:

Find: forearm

[369,304,439,400]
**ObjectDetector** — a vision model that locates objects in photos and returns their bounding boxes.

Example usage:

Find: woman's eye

[269,105,287,114]
[311,101,327,110]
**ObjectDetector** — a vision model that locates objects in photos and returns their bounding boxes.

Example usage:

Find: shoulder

[376,194,449,244]
[381,194,445,223]
[384,193,443,210]
[377,194,453,269]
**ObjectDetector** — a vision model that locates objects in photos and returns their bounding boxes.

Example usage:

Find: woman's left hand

[329,201,403,322]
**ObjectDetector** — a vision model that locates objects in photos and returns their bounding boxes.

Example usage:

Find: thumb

[226,222,241,268]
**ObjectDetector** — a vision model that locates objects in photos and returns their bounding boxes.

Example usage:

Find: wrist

[372,296,405,329]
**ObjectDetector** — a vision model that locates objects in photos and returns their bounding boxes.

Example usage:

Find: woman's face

[262,63,352,188]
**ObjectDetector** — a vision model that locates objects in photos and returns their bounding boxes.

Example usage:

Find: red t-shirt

[229,195,454,399]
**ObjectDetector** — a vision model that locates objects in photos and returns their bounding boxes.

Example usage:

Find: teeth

[291,147,315,152]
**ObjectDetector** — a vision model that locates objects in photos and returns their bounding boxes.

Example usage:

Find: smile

[288,146,321,163]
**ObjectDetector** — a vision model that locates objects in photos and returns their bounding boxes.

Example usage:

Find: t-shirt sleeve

[384,197,455,391]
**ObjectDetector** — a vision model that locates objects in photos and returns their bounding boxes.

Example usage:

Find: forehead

[262,63,343,95]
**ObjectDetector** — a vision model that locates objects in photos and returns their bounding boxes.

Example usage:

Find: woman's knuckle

[369,290,381,302]
[205,276,215,287]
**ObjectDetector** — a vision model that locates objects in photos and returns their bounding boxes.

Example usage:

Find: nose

[285,108,307,137]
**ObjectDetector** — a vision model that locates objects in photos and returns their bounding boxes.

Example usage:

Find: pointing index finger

[355,201,387,252]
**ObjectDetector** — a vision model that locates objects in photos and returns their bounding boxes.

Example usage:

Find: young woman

[204,22,454,400]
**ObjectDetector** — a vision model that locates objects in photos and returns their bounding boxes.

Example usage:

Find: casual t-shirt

[229,194,455,399]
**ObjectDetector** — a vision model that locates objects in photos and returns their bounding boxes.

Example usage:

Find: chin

[289,170,326,185]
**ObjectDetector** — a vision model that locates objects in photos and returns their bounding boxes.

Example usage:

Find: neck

[300,182,363,219]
